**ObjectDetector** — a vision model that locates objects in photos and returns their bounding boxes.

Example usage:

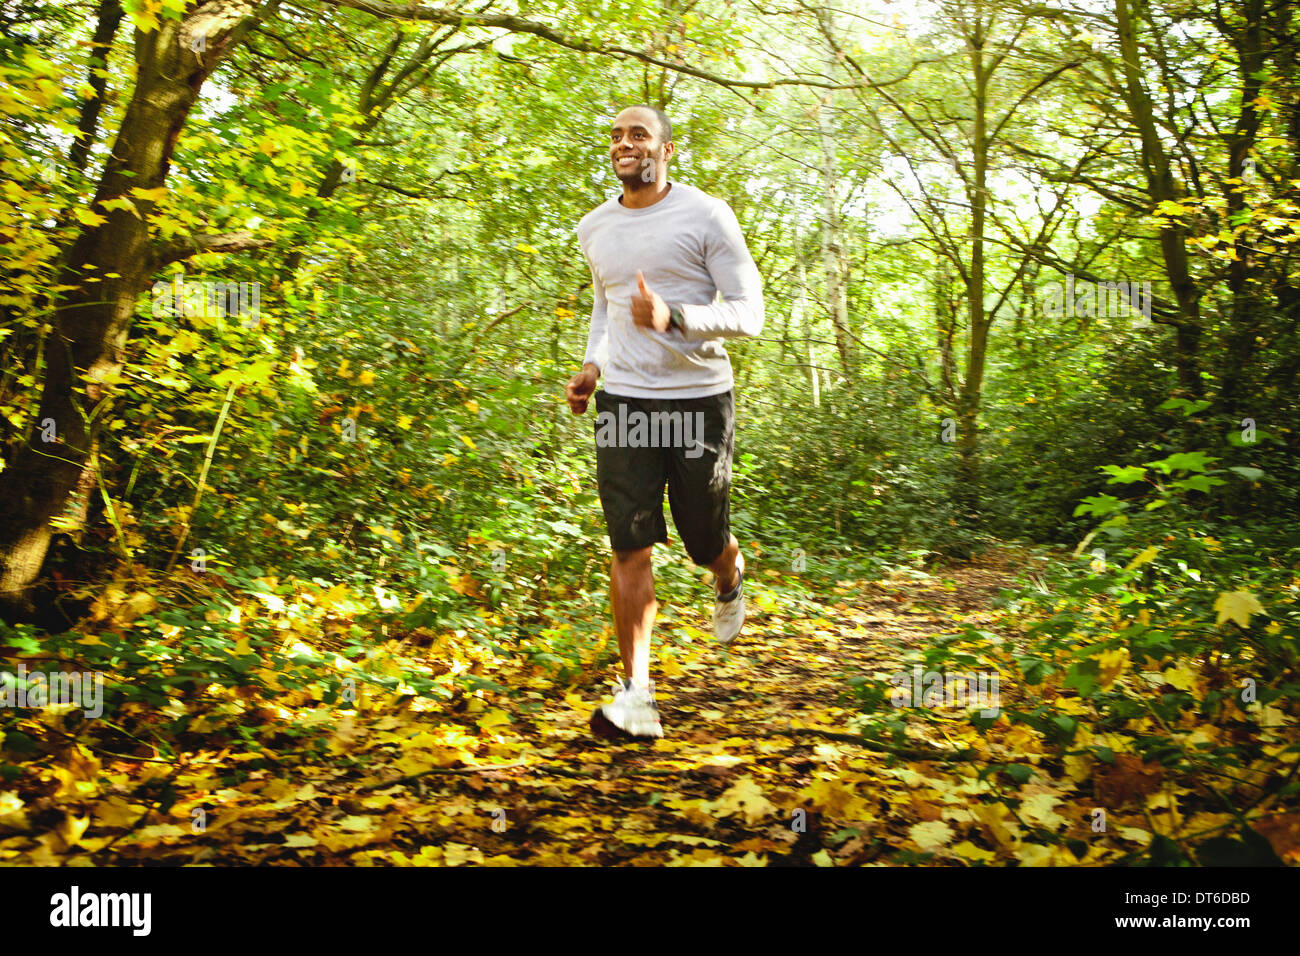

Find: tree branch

[150,231,273,268]
[321,0,913,91]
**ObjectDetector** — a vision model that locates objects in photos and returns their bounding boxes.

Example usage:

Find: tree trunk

[1217,0,1267,417]
[1114,0,1204,398]
[792,232,819,408]
[68,0,125,174]
[954,11,991,529]
[934,261,958,405]
[816,96,853,377]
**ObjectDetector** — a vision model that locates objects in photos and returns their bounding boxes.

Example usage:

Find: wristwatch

[668,305,685,332]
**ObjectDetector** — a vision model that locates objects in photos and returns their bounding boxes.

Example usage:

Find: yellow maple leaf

[1118,826,1152,844]
[909,820,953,852]
[51,746,101,800]
[1162,661,1198,691]
[318,583,350,608]
[802,777,862,817]
[129,186,168,202]
[952,840,997,862]
[1097,646,1130,689]
[476,709,511,731]
[710,777,774,824]
[92,795,145,829]
[657,655,685,678]
[1214,590,1265,628]
[973,803,1020,852]
[71,204,106,226]
[394,747,463,776]
[1018,790,1066,830]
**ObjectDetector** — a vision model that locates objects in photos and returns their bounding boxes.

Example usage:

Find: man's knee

[698,536,736,570]
[612,546,653,574]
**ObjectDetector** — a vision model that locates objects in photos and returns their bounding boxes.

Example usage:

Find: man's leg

[596,545,664,736]
[591,391,668,737]
[666,390,745,642]
[706,534,740,595]
[610,545,656,687]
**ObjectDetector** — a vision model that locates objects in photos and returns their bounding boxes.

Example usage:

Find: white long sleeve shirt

[577,180,765,399]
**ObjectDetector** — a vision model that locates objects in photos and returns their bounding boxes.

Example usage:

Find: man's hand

[565,363,600,414]
[631,270,671,332]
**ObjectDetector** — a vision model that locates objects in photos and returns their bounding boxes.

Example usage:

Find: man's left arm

[674,200,765,341]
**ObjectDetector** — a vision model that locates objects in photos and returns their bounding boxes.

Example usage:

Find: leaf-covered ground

[3,548,1296,866]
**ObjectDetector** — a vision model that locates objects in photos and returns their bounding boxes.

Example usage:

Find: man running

[564,104,765,739]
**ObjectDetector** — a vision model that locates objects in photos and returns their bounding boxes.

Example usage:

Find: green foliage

[848,430,1299,863]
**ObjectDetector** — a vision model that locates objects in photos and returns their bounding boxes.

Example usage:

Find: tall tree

[817,0,1087,526]
[0,1,277,614]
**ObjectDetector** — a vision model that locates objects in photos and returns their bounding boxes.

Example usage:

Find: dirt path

[13,551,1032,866]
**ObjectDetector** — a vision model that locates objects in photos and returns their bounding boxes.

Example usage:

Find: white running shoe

[592,678,663,739]
[712,552,746,644]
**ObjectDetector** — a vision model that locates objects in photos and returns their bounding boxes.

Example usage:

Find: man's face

[609,108,672,185]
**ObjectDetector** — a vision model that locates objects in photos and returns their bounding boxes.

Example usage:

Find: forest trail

[11,550,1048,866]
[6,0,1297,876]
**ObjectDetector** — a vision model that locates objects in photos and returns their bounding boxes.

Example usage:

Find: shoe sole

[589,707,662,740]
[589,708,623,739]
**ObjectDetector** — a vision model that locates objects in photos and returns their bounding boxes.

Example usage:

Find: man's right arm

[582,255,609,377]
[567,241,606,414]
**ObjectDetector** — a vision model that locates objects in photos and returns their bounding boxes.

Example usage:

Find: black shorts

[593,388,735,565]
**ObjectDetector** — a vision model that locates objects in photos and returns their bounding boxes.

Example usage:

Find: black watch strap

[668,305,685,331]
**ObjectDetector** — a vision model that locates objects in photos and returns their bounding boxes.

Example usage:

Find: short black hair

[618,104,672,144]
